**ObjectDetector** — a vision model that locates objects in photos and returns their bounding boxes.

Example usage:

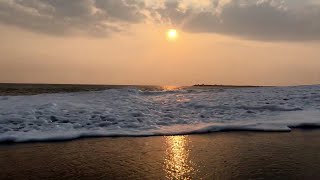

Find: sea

[0,85,320,143]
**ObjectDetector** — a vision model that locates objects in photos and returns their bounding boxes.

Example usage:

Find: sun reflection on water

[161,86,180,91]
[164,136,196,180]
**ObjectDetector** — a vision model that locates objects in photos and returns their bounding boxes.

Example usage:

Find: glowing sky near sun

[1,0,320,86]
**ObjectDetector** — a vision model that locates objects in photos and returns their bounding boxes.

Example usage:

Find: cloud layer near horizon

[1,0,320,41]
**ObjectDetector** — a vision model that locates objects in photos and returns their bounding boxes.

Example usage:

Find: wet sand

[1,130,319,180]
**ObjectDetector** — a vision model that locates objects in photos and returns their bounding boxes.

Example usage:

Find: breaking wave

[0,85,320,143]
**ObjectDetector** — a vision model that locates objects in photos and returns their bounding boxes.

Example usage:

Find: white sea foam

[0,85,320,143]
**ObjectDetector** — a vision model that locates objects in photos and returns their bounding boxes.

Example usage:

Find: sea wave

[0,85,320,143]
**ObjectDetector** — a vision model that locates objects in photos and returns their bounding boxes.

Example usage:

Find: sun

[167,29,178,40]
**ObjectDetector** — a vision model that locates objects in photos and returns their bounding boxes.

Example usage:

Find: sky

[1,0,320,86]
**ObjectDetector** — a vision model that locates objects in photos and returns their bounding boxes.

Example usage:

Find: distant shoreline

[193,84,263,88]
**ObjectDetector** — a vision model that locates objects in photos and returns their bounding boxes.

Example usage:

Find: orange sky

[1,0,320,86]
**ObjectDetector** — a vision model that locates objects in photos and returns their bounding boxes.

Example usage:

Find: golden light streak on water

[164,136,197,180]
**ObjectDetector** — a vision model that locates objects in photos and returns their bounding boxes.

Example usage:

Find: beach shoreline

[1,130,319,179]
[1,84,319,179]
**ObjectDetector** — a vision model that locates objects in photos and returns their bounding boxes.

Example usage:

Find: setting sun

[167,29,178,40]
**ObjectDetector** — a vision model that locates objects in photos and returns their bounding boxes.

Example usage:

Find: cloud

[157,0,320,41]
[0,0,146,36]
[1,0,320,41]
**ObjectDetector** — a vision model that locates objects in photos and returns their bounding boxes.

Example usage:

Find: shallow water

[0,85,320,142]
[1,131,320,179]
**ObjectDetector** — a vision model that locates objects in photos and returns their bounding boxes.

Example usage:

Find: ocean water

[0,85,320,143]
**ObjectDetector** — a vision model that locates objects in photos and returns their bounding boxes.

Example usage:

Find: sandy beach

[1,130,319,180]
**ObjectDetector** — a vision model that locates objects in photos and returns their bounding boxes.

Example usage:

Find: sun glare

[167,29,178,40]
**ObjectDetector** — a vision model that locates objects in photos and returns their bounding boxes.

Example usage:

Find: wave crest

[0,85,320,143]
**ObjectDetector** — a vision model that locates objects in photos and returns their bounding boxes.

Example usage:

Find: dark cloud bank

[1,0,320,41]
